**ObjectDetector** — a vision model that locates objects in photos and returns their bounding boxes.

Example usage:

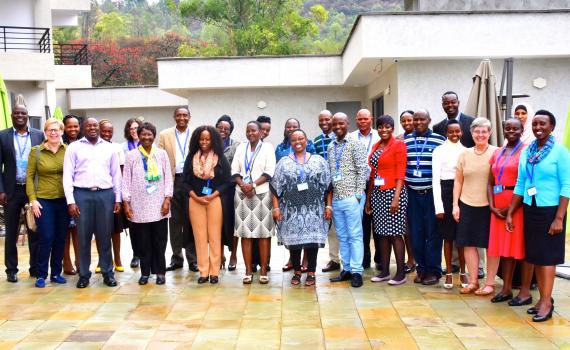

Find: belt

[409,187,432,195]
[75,187,110,192]
[175,173,183,178]
[501,185,515,191]
[16,183,26,186]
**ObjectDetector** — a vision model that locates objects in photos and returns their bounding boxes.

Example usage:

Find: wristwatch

[252,183,257,189]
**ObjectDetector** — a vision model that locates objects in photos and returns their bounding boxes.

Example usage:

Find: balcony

[54,44,89,65]
[0,26,50,52]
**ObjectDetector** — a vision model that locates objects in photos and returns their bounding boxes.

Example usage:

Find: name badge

[374,177,385,187]
[333,173,343,182]
[146,183,158,194]
[243,175,252,184]
[493,185,503,194]
[297,183,308,191]
[16,159,28,169]
[202,187,213,195]
[178,161,185,169]
[413,169,422,177]
[527,187,537,196]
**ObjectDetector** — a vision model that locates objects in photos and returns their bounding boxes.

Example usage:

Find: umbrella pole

[505,58,514,121]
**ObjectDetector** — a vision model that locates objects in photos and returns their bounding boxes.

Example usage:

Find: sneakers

[35,278,46,288]
[50,275,67,284]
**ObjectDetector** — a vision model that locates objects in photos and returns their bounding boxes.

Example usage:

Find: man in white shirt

[349,109,381,270]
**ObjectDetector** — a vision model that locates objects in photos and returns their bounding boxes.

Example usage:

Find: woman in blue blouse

[506,109,570,322]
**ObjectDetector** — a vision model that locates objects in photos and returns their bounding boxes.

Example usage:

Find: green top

[26,142,67,201]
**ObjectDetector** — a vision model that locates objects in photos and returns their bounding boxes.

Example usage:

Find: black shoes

[403,264,416,274]
[508,296,533,307]
[533,305,554,322]
[138,276,149,285]
[156,275,165,285]
[165,263,183,272]
[351,273,363,288]
[413,272,425,284]
[491,293,513,303]
[210,276,219,284]
[527,298,554,315]
[322,261,341,273]
[76,277,89,288]
[130,256,140,268]
[189,262,199,272]
[421,274,440,286]
[477,268,485,279]
[103,276,117,287]
[6,273,17,283]
[330,270,352,282]
[197,276,209,284]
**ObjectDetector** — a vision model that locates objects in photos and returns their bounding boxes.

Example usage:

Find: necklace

[474,144,489,155]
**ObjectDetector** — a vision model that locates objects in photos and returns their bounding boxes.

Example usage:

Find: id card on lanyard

[202,179,213,195]
[176,129,189,169]
[525,161,537,196]
[413,134,428,177]
[15,131,30,174]
[358,132,373,155]
[333,142,346,182]
[244,142,262,183]
[141,153,158,194]
[493,141,522,194]
[294,153,308,191]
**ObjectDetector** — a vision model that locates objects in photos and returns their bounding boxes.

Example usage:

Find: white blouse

[431,140,466,214]
[231,141,276,194]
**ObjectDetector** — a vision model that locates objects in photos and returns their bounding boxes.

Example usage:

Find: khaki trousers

[189,196,222,277]
[328,222,340,263]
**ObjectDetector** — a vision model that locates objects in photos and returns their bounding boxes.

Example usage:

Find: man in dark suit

[0,102,44,282]
[432,91,475,147]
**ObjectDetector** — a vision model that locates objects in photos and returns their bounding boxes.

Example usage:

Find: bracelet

[272,208,280,212]
[325,206,332,210]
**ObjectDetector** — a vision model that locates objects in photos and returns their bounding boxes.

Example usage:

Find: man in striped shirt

[404,109,445,286]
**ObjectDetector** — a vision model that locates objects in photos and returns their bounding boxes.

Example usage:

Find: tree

[92,12,130,40]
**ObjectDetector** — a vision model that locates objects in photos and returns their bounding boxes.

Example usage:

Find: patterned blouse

[327,136,368,200]
[122,146,173,223]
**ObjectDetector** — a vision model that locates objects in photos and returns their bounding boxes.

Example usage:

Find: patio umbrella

[464,59,503,146]
[0,73,11,130]
[53,107,64,121]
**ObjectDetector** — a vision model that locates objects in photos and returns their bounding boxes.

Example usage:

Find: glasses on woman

[47,128,60,134]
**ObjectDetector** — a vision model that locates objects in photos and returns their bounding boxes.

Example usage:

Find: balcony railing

[0,26,50,52]
[54,43,89,65]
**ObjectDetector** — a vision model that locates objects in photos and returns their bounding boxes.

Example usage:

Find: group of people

[0,91,567,323]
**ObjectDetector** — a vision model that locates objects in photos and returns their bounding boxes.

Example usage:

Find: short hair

[99,119,112,127]
[290,129,307,139]
[285,118,301,128]
[247,120,262,130]
[256,115,271,124]
[399,110,414,120]
[174,106,189,114]
[445,119,460,130]
[470,117,492,132]
[534,109,556,129]
[414,109,430,119]
[189,125,224,157]
[442,91,458,100]
[376,115,394,128]
[63,114,83,126]
[216,114,234,133]
[44,118,64,132]
[137,122,157,138]
[124,117,143,141]
[504,117,523,129]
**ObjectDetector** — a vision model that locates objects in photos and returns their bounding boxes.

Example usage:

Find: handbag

[23,146,40,233]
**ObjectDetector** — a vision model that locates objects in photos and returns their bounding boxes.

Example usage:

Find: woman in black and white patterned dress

[365,115,408,285]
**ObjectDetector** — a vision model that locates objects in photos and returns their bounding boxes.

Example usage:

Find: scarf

[138,145,161,181]
[193,150,218,180]
[527,135,555,164]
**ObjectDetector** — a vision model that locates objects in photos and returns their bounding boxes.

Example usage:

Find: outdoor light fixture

[532,77,547,89]
[257,100,267,109]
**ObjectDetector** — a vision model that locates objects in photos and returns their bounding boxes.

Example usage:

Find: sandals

[459,273,469,288]
[443,273,453,289]
[474,284,495,296]
[259,275,269,284]
[460,283,479,294]
[282,262,294,272]
[242,275,253,284]
[301,266,308,273]
[291,272,302,285]
[305,274,316,286]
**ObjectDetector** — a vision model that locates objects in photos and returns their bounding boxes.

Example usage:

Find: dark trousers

[36,198,69,279]
[407,188,442,277]
[362,210,381,267]
[290,247,318,273]
[169,175,196,266]
[74,188,114,279]
[131,219,168,276]
[3,185,39,275]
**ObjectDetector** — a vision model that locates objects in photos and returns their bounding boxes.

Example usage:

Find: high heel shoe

[459,273,468,288]
[533,305,554,322]
[527,297,554,315]
[443,273,453,289]
[228,264,237,271]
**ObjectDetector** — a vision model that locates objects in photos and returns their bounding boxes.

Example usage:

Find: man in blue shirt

[404,109,445,286]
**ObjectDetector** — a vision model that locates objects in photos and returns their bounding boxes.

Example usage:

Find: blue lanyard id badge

[202,179,213,195]
[525,162,537,196]
[294,153,308,191]
[244,142,262,183]
[333,142,346,182]
[493,141,522,194]
[413,135,428,177]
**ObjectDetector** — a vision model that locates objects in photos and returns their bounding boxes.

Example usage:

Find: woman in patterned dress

[231,121,276,284]
[271,130,331,286]
[364,115,408,285]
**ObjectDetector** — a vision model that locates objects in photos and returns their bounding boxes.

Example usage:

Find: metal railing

[0,26,51,52]
[54,43,89,65]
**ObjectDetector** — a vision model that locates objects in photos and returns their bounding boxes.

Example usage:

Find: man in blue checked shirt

[404,109,445,286]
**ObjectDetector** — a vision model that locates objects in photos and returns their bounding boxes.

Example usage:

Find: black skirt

[437,180,457,240]
[523,203,566,266]
[456,201,490,248]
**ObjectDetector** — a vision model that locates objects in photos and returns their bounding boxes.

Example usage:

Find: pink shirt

[122,147,173,223]
[63,137,122,204]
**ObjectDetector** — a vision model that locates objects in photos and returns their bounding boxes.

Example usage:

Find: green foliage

[52,27,80,44]
[93,12,130,40]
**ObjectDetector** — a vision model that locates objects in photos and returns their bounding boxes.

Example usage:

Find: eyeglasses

[47,129,60,134]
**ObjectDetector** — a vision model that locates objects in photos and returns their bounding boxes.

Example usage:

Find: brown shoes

[321,261,340,273]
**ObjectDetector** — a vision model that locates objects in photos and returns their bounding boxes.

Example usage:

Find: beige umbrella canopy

[464,59,503,146]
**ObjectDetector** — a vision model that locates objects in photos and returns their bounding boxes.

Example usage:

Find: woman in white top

[513,103,534,145]
[432,119,467,289]
[231,121,276,284]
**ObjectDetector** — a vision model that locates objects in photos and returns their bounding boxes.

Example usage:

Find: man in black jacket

[0,102,44,282]
[432,91,475,147]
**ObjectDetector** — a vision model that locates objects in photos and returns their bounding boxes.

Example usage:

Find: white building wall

[4,80,48,118]
[366,63,399,124]
[184,87,365,146]
[0,0,35,27]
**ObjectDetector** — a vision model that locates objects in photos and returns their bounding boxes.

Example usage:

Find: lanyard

[294,152,307,182]
[244,142,262,175]
[413,134,429,170]
[525,161,536,185]
[495,141,522,184]
[358,132,373,154]
[14,130,29,159]
[371,140,392,177]
[334,142,346,172]
[175,129,189,161]
[206,179,212,188]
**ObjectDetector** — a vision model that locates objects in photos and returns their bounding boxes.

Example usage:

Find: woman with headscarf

[512,103,534,144]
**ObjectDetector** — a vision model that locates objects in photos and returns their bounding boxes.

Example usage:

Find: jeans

[36,198,69,279]
[332,194,365,275]
[407,188,442,277]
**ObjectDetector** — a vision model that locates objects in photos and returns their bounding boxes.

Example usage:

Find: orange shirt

[368,137,407,190]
